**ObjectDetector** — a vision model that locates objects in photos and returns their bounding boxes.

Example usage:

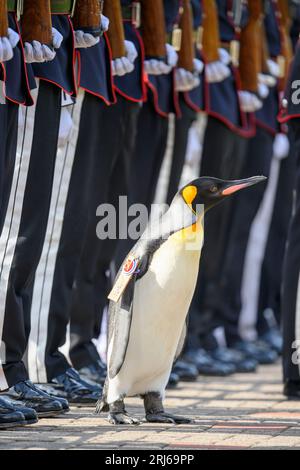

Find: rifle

[72,0,103,37]
[178,0,195,71]
[140,0,166,59]
[0,1,9,38]
[277,0,293,90]
[21,0,52,46]
[103,0,126,58]
[239,0,264,92]
[202,0,220,63]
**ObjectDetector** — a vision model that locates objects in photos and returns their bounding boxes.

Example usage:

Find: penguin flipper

[174,319,188,363]
[108,276,136,379]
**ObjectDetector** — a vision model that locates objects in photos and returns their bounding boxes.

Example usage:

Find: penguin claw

[108,412,141,425]
[146,413,193,424]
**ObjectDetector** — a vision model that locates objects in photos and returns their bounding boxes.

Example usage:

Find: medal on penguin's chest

[108,255,139,303]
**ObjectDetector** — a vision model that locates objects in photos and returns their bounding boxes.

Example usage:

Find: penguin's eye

[210,185,218,193]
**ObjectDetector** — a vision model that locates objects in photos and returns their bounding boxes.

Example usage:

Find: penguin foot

[145,412,193,424]
[108,412,141,425]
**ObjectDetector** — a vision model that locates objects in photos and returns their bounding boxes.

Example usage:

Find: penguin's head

[180,176,267,215]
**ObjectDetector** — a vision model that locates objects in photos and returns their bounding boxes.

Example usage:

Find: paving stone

[1,363,300,449]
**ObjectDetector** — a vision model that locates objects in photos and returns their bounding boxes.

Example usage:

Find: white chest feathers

[107,223,203,403]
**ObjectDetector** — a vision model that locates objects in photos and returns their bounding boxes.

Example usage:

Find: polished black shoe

[51,368,101,406]
[173,360,198,382]
[209,347,258,373]
[232,340,278,365]
[260,329,283,355]
[283,380,300,400]
[77,360,107,386]
[0,397,38,425]
[183,348,236,376]
[0,397,26,429]
[2,381,63,418]
[166,372,180,389]
[32,384,69,413]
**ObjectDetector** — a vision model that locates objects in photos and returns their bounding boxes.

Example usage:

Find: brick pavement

[1,362,300,450]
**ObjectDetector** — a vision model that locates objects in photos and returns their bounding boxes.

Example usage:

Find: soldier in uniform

[68,0,145,386]
[0,0,75,418]
[183,0,267,375]
[0,1,41,429]
[25,1,139,399]
[278,3,300,399]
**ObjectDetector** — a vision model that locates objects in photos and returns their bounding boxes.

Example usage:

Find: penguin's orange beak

[221,176,267,196]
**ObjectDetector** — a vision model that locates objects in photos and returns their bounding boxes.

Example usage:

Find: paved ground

[1,362,300,450]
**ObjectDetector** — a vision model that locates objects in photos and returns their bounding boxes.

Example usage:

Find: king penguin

[96,176,266,425]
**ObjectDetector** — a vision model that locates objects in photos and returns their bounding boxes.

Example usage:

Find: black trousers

[282,120,300,382]
[0,81,61,390]
[128,95,169,211]
[188,116,248,349]
[215,127,272,345]
[68,97,140,371]
[0,101,19,233]
[166,95,197,206]
[256,147,295,335]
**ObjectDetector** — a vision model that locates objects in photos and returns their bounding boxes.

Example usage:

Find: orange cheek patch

[182,185,197,205]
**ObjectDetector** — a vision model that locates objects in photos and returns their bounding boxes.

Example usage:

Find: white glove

[24,41,56,63]
[175,59,203,91]
[193,57,204,74]
[101,14,110,32]
[258,72,276,88]
[175,68,200,91]
[8,28,19,49]
[0,28,20,63]
[206,61,231,83]
[258,82,269,99]
[267,58,280,78]
[238,90,263,112]
[144,43,178,75]
[58,107,73,148]
[205,48,231,83]
[74,30,100,48]
[52,27,63,50]
[273,133,289,160]
[218,47,231,66]
[24,28,62,63]
[111,40,138,76]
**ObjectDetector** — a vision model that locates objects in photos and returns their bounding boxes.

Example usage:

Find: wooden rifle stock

[178,0,194,71]
[140,0,166,59]
[239,0,264,92]
[0,1,9,38]
[21,0,52,45]
[72,0,103,37]
[202,0,220,63]
[277,0,293,90]
[103,0,126,59]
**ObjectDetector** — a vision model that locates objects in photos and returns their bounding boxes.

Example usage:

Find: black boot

[2,381,63,418]
[77,360,107,386]
[283,380,300,400]
[0,397,38,425]
[0,397,26,429]
[51,368,101,406]
[183,348,236,376]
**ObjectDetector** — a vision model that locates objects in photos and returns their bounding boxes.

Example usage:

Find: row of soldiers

[0,0,299,429]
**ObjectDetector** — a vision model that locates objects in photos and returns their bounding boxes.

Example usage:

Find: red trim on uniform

[3,14,34,106]
[113,22,147,103]
[256,119,277,136]
[33,15,77,97]
[172,68,181,118]
[145,75,168,118]
[76,34,117,106]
